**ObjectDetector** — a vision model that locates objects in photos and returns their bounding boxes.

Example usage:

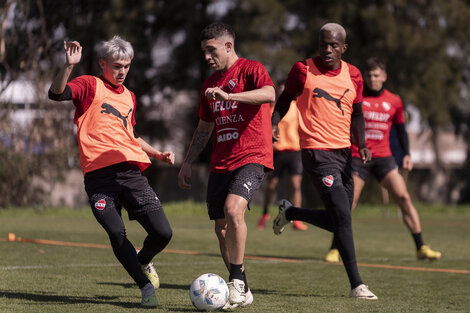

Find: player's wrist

[227,93,231,101]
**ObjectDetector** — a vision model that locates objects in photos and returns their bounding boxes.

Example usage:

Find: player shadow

[160,283,190,290]
[97,281,134,289]
[97,281,189,291]
[0,289,142,308]
[248,253,325,262]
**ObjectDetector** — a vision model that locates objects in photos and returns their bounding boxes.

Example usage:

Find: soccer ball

[189,273,229,311]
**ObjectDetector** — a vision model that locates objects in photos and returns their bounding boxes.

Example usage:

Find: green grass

[1,202,470,312]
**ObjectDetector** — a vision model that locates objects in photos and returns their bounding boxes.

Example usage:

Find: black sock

[412,232,424,250]
[242,270,249,292]
[229,263,244,281]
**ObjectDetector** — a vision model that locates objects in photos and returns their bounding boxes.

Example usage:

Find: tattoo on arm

[185,128,211,164]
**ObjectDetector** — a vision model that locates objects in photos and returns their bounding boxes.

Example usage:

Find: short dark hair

[200,22,236,41]
[365,57,386,72]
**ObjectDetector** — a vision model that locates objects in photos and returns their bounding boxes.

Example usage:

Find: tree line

[1,0,470,206]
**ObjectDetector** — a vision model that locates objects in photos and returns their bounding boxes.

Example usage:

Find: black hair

[200,22,236,41]
[365,57,386,72]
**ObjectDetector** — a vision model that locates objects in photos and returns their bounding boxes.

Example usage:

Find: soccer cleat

[222,287,252,310]
[292,220,308,231]
[227,279,246,305]
[241,288,253,307]
[325,249,340,263]
[273,199,292,235]
[349,284,378,300]
[417,245,441,260]
[141,292,158,307]
[141,262,160,289]
[257,213,270,230]
[222,301,238,311]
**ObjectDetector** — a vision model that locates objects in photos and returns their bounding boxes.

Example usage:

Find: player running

[48,36,174,307]
[272,23,377,300]
[178,22,275,309]
[324,57,441,263]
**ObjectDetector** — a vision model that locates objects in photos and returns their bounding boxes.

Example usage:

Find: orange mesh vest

[296,59,356,150]
[275,101,300,151]
[75,77,150,174]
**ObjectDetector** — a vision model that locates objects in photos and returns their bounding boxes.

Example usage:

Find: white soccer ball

[189,273,229,311]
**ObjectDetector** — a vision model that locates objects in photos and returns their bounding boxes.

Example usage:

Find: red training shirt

[198,58,275,173]
[351,88,405,158]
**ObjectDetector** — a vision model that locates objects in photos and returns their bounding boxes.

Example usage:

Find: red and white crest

[95,199,106,210]
[322,175,334,187]
[228,79,238,90]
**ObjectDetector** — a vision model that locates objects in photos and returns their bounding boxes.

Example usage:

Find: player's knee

[159,227,173,244]
[395,192,411,206]
[214,222,227,239]
[106,225,127,245]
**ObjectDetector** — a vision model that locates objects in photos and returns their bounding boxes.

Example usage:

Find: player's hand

[205,87,229,101]
[157,151,175,166]
[178,163,192,189]
[272,125,280,142]
[63,41,82,66]
[402,155,413,171]
[359,147,371,164]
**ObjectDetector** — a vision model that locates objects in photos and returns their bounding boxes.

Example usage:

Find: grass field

[1,202,470,313]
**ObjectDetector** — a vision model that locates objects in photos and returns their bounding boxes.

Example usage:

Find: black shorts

[352,156,397,182]
[84,162,161,220]
[206,163,265,220]
[301,148,354,203]
[271,150,303,178]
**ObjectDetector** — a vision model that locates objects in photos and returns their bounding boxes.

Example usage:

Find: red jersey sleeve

[198,81,213,122]
[284,61,307,96]
[248,61,275,89]
[68,75,96,124]
[130,91,137,127]
[347,64,363,104]
[392,95,405,124]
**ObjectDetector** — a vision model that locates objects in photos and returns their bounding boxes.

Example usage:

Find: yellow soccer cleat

[141,262,160,289]
[325,248,340,263]
[417,245,441,260]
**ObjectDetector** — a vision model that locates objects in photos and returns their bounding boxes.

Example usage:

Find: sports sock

[229,263,244,282]
[141,282,155,298]
[412,232,424,250]
[242,270,249,292]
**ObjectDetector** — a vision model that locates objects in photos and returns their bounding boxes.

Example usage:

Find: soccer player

[324,57,441,263]
[272,23,378,299]
[48,36,174,307]
[178,22,275,309]
[257,83,307,231]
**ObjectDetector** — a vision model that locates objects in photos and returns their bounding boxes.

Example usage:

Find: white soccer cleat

[273,199,292,235]
[223,283,251,310]
[241,288,253,306]
[349,284,378,300]
[227,279,246,305]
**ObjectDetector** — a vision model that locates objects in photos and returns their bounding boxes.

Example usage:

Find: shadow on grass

[97,281,134,289]
[0,290,141,308]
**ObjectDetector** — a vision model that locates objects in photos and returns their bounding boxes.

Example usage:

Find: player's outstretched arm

[178,120,214,189]
[136,137,175,166]
[205,85,275,105]
[49,41,82,95]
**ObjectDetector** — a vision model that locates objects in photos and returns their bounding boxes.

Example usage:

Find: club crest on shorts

[94,199,106,210]
[322,175,334,187]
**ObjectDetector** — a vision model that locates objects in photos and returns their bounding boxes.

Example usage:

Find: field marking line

[356,262,470,274]
[4,233,469,274]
